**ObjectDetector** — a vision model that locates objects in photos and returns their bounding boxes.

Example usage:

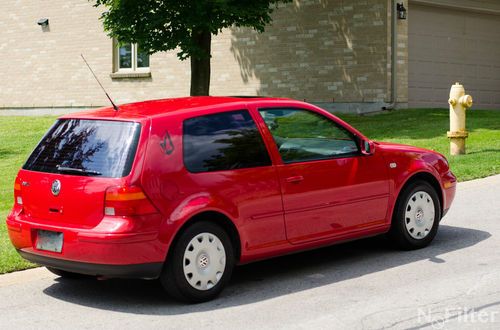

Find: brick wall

[0,0,189,107]
[0,0,392,108]
[229,0,390,103]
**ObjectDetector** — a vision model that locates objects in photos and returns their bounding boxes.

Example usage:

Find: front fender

[393,161,442,197]
[379,147,444,222]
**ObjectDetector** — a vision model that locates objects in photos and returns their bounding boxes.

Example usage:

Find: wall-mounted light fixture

[37,18,49,27]
[397,3,407,20]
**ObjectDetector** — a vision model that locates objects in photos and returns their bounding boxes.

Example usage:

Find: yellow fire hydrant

[447,82,473,155]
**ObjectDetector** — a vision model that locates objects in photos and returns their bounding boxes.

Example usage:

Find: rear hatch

[17,118,141,228]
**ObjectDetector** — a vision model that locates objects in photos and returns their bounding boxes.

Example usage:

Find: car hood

[374,141,449,173]
[374,141,439,154]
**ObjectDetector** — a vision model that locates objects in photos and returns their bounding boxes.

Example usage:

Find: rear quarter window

[183,110,271,173]
[23,119,141,178]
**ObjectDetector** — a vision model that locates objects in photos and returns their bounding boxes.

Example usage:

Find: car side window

[183,110,272,173]
[258,108,359,164]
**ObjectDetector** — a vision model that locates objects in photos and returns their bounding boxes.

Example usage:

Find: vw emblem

[51,180,61,196]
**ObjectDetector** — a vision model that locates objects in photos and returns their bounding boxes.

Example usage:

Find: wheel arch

[165,211,242,264]
[395,171,443,219]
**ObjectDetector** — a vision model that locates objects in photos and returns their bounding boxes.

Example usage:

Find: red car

[6,97,456,302]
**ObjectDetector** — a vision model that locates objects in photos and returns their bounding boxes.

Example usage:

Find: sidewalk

[0,267,53,288]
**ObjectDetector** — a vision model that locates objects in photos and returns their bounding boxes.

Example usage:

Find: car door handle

[285,175,304,184]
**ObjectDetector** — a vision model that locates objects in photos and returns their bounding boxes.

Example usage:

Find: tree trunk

[190,30,212,96]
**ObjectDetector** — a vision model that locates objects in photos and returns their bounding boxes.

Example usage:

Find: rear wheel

[160,221,235,303]
[389,181,441,250]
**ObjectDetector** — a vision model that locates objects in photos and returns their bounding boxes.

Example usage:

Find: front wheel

[160,221,235,303]
[388,181,441,250]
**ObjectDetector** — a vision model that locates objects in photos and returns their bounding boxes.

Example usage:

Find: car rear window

[23,119,141,178]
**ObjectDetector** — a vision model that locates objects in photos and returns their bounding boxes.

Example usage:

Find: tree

[94,0,291,96]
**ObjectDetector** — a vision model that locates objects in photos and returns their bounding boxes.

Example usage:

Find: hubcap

[183,233,226,291]
[404,191,435,239]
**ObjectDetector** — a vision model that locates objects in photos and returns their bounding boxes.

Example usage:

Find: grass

[0,116,56,274]
[0,109,498,274]
[336,108,500,181]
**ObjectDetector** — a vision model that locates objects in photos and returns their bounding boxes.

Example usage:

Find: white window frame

[113,40,150,74]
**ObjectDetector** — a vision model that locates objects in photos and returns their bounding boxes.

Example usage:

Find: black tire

[388,181,441,250]
[160,221,235,303]
[46,267,87,279]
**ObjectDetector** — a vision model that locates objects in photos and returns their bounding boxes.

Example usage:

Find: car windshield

[23,119,141,178]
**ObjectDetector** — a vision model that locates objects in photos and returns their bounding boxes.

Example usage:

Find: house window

[113,41,150,74]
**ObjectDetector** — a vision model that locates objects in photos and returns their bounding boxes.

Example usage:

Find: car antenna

[80,54,119,111]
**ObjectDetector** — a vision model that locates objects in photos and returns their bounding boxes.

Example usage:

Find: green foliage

[93,0,291,60]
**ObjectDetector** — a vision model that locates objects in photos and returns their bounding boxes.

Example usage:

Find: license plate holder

[36,230,63,253]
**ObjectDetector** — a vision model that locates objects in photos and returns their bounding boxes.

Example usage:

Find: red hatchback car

[6,97,456,302]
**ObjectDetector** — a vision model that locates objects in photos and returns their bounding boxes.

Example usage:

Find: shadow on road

[42,225,490,314]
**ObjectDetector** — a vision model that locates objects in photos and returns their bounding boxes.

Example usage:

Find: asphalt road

[1,175,499,330]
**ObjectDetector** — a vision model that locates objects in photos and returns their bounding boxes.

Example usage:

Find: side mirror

[361,139,375,155]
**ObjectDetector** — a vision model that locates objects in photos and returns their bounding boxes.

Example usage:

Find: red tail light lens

[14,181,23,206]
[104,186,158,216]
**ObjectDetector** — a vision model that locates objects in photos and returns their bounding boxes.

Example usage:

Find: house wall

[228,0,390,104]
[1,0,393,110]
[395,0,409,105]
[0,0,187,108]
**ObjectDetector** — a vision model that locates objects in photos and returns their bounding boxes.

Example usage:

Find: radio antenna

[81,54,119,111]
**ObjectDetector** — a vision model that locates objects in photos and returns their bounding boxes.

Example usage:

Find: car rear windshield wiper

[56,165,102,176]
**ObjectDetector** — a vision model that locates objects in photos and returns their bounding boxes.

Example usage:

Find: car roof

[62,96,289,120]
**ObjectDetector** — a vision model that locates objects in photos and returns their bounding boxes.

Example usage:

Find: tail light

[104,186,158,216]
[14,181,23,206]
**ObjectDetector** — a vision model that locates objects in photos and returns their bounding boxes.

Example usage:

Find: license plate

[36,230,63,253]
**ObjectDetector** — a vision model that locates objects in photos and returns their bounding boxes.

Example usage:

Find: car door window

[259,108,359,163]
[183,110,271,173]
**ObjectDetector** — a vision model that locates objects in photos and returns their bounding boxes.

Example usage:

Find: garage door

[409,4,500,109]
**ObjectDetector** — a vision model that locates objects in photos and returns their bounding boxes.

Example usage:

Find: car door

[257,107,390,244]
[142,108,287,258]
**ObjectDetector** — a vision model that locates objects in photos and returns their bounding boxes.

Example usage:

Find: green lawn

[0,116,56,274]
[0,109,499,274]
[336,108,499,181]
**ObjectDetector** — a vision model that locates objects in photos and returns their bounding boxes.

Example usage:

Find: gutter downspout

[383,0,398,110]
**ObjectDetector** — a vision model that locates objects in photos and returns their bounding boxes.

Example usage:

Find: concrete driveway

[1,175,499,329]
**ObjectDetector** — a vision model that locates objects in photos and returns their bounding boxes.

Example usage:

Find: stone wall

[0,0,394,109]
[229,0,390,103]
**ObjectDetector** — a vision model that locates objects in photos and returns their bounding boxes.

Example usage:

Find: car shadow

[465,148,500,155]
[42,225,490,315]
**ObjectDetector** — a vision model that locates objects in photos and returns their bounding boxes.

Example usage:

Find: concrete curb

[0,267,54,288]
[457,174,500,190]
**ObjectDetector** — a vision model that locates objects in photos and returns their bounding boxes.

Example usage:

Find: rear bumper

[18,250,163,279]
[6,212,168,278]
